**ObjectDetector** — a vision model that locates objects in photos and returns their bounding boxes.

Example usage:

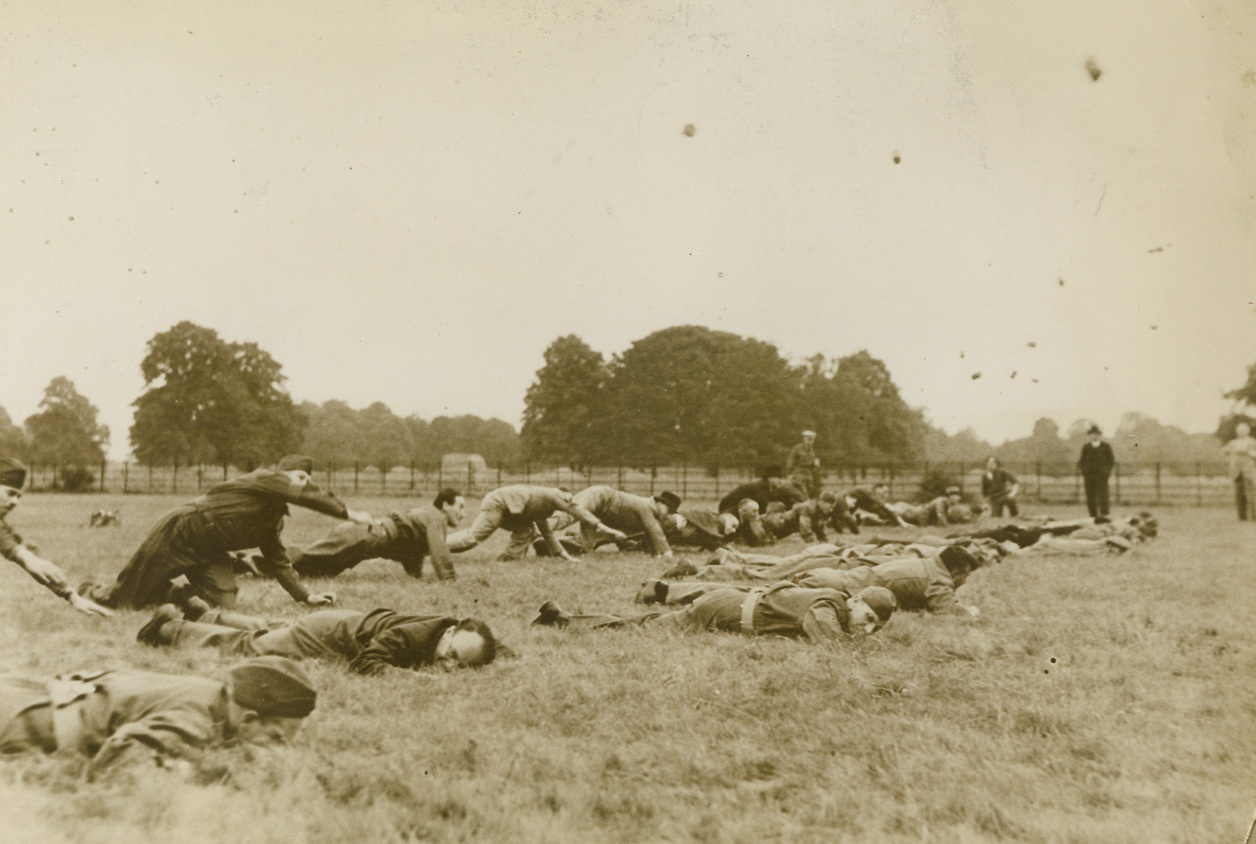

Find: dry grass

[0,494,1253,843]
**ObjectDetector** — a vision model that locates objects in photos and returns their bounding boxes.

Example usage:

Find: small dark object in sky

[893,152,901,164]
[1032,378,1040,383]
[1027,341,1037,348]
[682,124,695,137]
[1148,246,1164,253]
[1086,58,1102,81]
[1058,278,1065,287]
[1151,325,1158,330]
[971,372,981,380]
[959,351,965,359]
[1010,371,1017,379]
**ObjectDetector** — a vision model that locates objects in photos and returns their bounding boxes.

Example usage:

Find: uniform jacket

[384,507,456,580]
[484,486,600,531]
[681,582,852,641]
[0,669,232,778]
[763,500,829,542]
[258,609,459,676]
[718,478,808,515]
[795,554,963,615]
[572,486,671,556]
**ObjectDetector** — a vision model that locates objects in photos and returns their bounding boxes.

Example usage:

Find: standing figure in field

[446,485,627,562]
[0,458,113,617]
[786,430,822,498]
[1223,420,1256,521]
[1077,425,1116,519]
[981,458,1020,518]
[289,488,465,581]
[0,657,316,779]
[81,455,374,610]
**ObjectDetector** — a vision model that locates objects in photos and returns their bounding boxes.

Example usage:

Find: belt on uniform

[47,674,104,752]
[739,588,767,633]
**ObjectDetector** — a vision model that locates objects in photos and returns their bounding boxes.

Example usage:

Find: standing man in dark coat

[980,458,1020,518]
[138,602,497,675]
[81,455,375,610]
[1077,425,1116,519]
[289,488,465,581]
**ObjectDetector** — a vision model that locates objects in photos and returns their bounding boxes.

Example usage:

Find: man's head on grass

[435,619,498,669]
[847,586,896,635]
[226,656,317,746]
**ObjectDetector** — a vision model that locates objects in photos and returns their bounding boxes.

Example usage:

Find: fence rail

[21,460,1240,508]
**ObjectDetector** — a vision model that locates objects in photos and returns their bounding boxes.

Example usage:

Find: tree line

[2,322,1250,488]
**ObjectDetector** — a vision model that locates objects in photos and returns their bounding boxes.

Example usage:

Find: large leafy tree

[1218,362,1256,441]
[430,415,521,466]
[24,377,109,467]
[0,406,28,458]
[130,322,303,468]
[299,400,365,467]
[602,326,800,467]
[800,351,926,465]
[359,402,414,472]
[521,335,608,467]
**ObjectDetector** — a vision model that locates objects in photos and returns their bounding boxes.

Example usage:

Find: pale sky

[3,0,1254,460]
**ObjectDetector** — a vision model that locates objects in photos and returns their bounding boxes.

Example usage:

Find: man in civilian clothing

[289,488,465,581]
[716,469,808,516]
[981,458,1020,518]
[1077,425,1116,518]
[81,456,374,610]
[447,485,628,562]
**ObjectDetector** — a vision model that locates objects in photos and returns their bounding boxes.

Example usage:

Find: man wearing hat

[533,581,895,640]
[0,656,316,779]
[446,484,628,562]
[0,458,112,617]
[786,431,822,498]
[1077,425,1116,519]
[541,486,681,559]
[138,600,498,675]
[287,487,465,581]
[81,455,376,610]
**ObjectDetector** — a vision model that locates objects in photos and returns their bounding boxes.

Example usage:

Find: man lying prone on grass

[532,582,897,641]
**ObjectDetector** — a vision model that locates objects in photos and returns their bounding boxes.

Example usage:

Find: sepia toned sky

[2,0,1253,459]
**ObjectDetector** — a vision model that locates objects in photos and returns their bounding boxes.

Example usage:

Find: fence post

[382,465,388,494]
[714,464,720,500]
[172,461,178,494]
[681,460,688,498]
[521,461,527,485]
[1195,463,1202,507]
[1035,462,1042,501]
[438,461,444,490]
[99,460,107,492]
[1114,463,1122,506]
[1154,463,1161,504]
[650,466,657,495]
[497,463,503,488]
[122,461,129,494]
[410,461,416,492]
[468,462,476,496]
[197,464,204,492]
[354,462,360,495]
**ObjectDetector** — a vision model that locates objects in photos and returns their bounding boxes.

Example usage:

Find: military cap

[939,545,980,574]
[654,491,682,514]
[277,454,315,474]
[229,656,317,718]
[0,458,27,490]
[856,586,897,623]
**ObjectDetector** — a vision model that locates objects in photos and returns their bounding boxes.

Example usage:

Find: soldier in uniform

[288,488,465,581]
[0,458,112,617]
[785,430,822,498]
[446,485,627,562]
[81,455,375,610]
[790,545,982,618]
[762,493,838,542]
[0,656,316,779]
[533,581,895,640]
[541,487,681,559]
[137,601,497,675]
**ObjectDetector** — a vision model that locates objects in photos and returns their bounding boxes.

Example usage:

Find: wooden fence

[21,460,1240,508]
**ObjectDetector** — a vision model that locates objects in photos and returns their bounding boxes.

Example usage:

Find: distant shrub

[57,465,97,492]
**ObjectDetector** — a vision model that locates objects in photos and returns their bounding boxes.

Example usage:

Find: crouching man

[0,656,315,779]
[532,582,897,641]
[137,600,497,675]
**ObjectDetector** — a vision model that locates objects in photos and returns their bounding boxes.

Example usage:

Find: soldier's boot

[136,604,181,646]
[531,601,570,627]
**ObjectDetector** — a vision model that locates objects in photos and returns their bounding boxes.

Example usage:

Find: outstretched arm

[10,545,112,616]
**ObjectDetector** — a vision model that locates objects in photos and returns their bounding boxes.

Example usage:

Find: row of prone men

[0,455,1155,778]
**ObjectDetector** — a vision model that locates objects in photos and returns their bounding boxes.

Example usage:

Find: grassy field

[0,493,1253,843]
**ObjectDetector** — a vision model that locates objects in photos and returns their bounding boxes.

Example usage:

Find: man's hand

[69,592,114,618]
[305,592,336,607]
[346,509,375,525]
[561,552,583,564]
[602,526,628,542]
